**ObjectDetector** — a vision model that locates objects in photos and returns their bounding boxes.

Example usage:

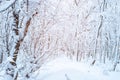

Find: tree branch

[0,0,16,13]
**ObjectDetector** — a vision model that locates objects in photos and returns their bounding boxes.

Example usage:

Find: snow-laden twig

[0,0,16,13]
[65,74,71,80]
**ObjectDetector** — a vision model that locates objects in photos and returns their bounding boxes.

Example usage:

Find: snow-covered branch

[0,0,16,13]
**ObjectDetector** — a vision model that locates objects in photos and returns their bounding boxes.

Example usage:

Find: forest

[0,0,120,80]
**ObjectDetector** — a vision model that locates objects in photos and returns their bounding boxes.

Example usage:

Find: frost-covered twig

[65,74,71,80]
[0,0,16,13]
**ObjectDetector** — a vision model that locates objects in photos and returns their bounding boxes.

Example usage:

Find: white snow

[0,0,120,80]
[31,56,120,80]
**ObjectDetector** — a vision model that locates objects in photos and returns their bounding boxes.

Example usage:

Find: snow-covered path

[32,56,119,80]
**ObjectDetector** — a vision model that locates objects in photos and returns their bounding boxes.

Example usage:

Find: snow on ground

[31,56,120,80]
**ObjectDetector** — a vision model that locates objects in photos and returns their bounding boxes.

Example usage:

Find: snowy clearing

[30,56,120,80]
